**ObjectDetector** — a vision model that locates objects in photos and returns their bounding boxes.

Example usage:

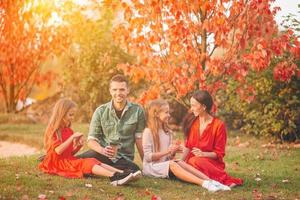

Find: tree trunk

[7,84,16,113]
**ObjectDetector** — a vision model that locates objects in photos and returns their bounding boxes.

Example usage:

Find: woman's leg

[169,161,204,185]
[176,160,210,180]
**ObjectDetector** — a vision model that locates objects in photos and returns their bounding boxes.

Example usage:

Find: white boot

[202,180,221,192]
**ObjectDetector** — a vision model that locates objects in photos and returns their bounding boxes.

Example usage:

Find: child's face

[63,107,76,126]
[158,105,170,123]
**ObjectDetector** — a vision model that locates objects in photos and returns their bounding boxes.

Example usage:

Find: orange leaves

[113,0,299,104]
[0,1,70,112]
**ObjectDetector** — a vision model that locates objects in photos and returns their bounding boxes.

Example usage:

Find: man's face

[109,81,129,104]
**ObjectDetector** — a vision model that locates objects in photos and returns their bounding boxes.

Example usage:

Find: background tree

[218,6,300,142]
[62,1,133,121]
[112,0,299,106]
[0,0,70,113]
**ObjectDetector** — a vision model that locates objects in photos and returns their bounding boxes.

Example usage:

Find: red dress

[185,117,243,186]
[39,127,100,178]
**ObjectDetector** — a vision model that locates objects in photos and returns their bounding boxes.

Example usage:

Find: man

[79,74,145,177]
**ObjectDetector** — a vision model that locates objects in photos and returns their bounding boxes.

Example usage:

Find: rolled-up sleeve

[135,107,146,139]
[142,128,153,162]
[213,122,227,161]
[87,108,103,143]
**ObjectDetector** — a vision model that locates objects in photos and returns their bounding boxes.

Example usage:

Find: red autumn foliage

[111,0,299,105]
[0,1,70,112]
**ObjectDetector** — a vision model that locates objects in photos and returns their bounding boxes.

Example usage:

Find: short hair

[110,74,128,86]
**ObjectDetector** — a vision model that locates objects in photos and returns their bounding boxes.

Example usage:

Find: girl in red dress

[182,90,243,187]
[38,99,134,186]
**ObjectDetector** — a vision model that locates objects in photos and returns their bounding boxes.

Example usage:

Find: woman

[142,99,230,192]
[182,90,243,187]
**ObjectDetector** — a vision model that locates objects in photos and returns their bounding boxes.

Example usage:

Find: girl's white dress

[142,128,173,178]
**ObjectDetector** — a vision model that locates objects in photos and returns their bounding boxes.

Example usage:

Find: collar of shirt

[108,100,133,118]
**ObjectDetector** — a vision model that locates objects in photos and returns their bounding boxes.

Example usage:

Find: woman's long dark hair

[182,90,213,138]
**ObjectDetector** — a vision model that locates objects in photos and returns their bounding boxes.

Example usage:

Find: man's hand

[102,146,115,158]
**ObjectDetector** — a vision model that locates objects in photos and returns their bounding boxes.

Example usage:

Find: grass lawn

[0,123,299,200]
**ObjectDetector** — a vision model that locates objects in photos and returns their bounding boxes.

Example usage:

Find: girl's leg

[169,161,222,192]
[176,160,210,180]
[169,161,204,185]
[92,165,115,177]
[100,163,123,173]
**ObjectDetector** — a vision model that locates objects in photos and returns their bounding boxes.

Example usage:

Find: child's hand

[72,132,83,139]
[177,144,184,153]
[74,136,84,147]
[78,137,84,146]
[168,144,180,155]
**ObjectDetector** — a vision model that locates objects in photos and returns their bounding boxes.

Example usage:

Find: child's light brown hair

[146,99,171,152]
[44,98,76,151]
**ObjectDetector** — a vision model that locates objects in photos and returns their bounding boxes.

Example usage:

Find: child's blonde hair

[44,98,76,151]
[146,99,171,152]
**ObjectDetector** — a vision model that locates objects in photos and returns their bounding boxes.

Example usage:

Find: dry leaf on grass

[38,194,47,200]
[151,195,162,200]
[252,189,263,200]
[21,195,29,200]
[113,192,125,200]
[85,183,92,188]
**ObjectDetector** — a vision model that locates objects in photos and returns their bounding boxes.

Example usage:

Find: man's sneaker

[211,180,231,191]
[110,172,133,186]
[202,180,221,192]
[123,169,142,181]
[132,170,142,181]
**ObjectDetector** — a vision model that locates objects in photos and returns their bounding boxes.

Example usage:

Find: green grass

[0,123,299,199]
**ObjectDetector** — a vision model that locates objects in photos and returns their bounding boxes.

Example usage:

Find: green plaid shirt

[87,101,145,161]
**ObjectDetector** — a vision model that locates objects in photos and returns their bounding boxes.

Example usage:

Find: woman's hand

[191,147,205,157]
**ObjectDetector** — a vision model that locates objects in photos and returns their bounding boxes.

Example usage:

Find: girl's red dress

[39,127,100,178]
[185,117,243,186]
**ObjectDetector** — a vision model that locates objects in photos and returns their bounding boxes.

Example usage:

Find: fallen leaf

[271,184,278,189]
[261,143,276,148]
[16,185,22,191]
[38,194,47,200]
[238,141,250,148]
[113,192,125,200]
[151,195,162,200]
[15,173,20,179]
[65,191,73,197]
[21,195,29,200]
[282,179,289,183]
[265,195,277,200]
[83,196,90,200]
[252,189,263,200]
[144,188,151,195]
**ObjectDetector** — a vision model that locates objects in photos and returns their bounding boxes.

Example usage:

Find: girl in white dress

[142,99,231,192]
